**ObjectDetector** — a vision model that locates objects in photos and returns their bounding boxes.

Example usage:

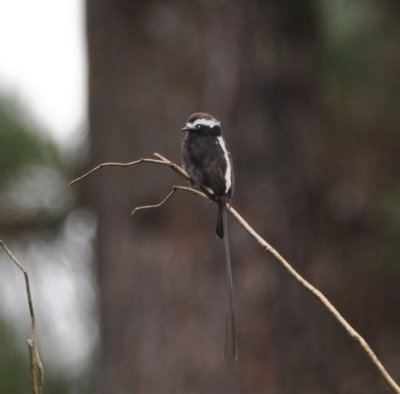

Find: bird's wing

[199,141,229,196]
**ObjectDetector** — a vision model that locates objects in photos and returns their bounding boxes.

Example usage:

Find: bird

[181,112,237,359]
[181,112,233,238]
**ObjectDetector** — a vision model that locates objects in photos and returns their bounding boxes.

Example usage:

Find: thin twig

[68,157,167,185]
[0,241,44,394]
[131,188,177,215]
[131,185,204,215]
[70,154,400,394]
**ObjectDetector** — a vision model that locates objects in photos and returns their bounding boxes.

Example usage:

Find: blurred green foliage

[0,99,74,233]
[0,102,61,187]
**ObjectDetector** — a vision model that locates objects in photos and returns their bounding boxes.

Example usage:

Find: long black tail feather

[216,201,224,239]
[221,203,238,360]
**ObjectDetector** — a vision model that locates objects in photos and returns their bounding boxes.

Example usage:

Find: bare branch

[70,154,400,394]
[68,153,192,186]
[0,241,44,394]
[131,185,206,215]
[131,188,177,215]
[68,157,167,185]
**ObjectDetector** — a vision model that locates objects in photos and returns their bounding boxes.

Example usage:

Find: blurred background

[0,0,399,393]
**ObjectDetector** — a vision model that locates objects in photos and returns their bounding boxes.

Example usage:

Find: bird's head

[182,112,221,133]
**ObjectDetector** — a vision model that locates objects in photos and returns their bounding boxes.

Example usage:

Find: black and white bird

[181,112,237,359]
[181,112,233,238]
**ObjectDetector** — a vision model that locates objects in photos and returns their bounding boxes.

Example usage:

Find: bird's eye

[196,124,202,129]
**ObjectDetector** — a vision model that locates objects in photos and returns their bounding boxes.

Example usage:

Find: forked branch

[69,153,400,394]
[131,185,206,215]
[0,241,44,394]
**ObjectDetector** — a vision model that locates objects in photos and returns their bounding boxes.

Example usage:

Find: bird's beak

[181,126,192,132]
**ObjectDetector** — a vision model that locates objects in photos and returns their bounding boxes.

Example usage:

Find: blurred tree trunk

[86,1,397,393]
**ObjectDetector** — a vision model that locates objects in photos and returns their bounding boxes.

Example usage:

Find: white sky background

[0,0,86,144]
